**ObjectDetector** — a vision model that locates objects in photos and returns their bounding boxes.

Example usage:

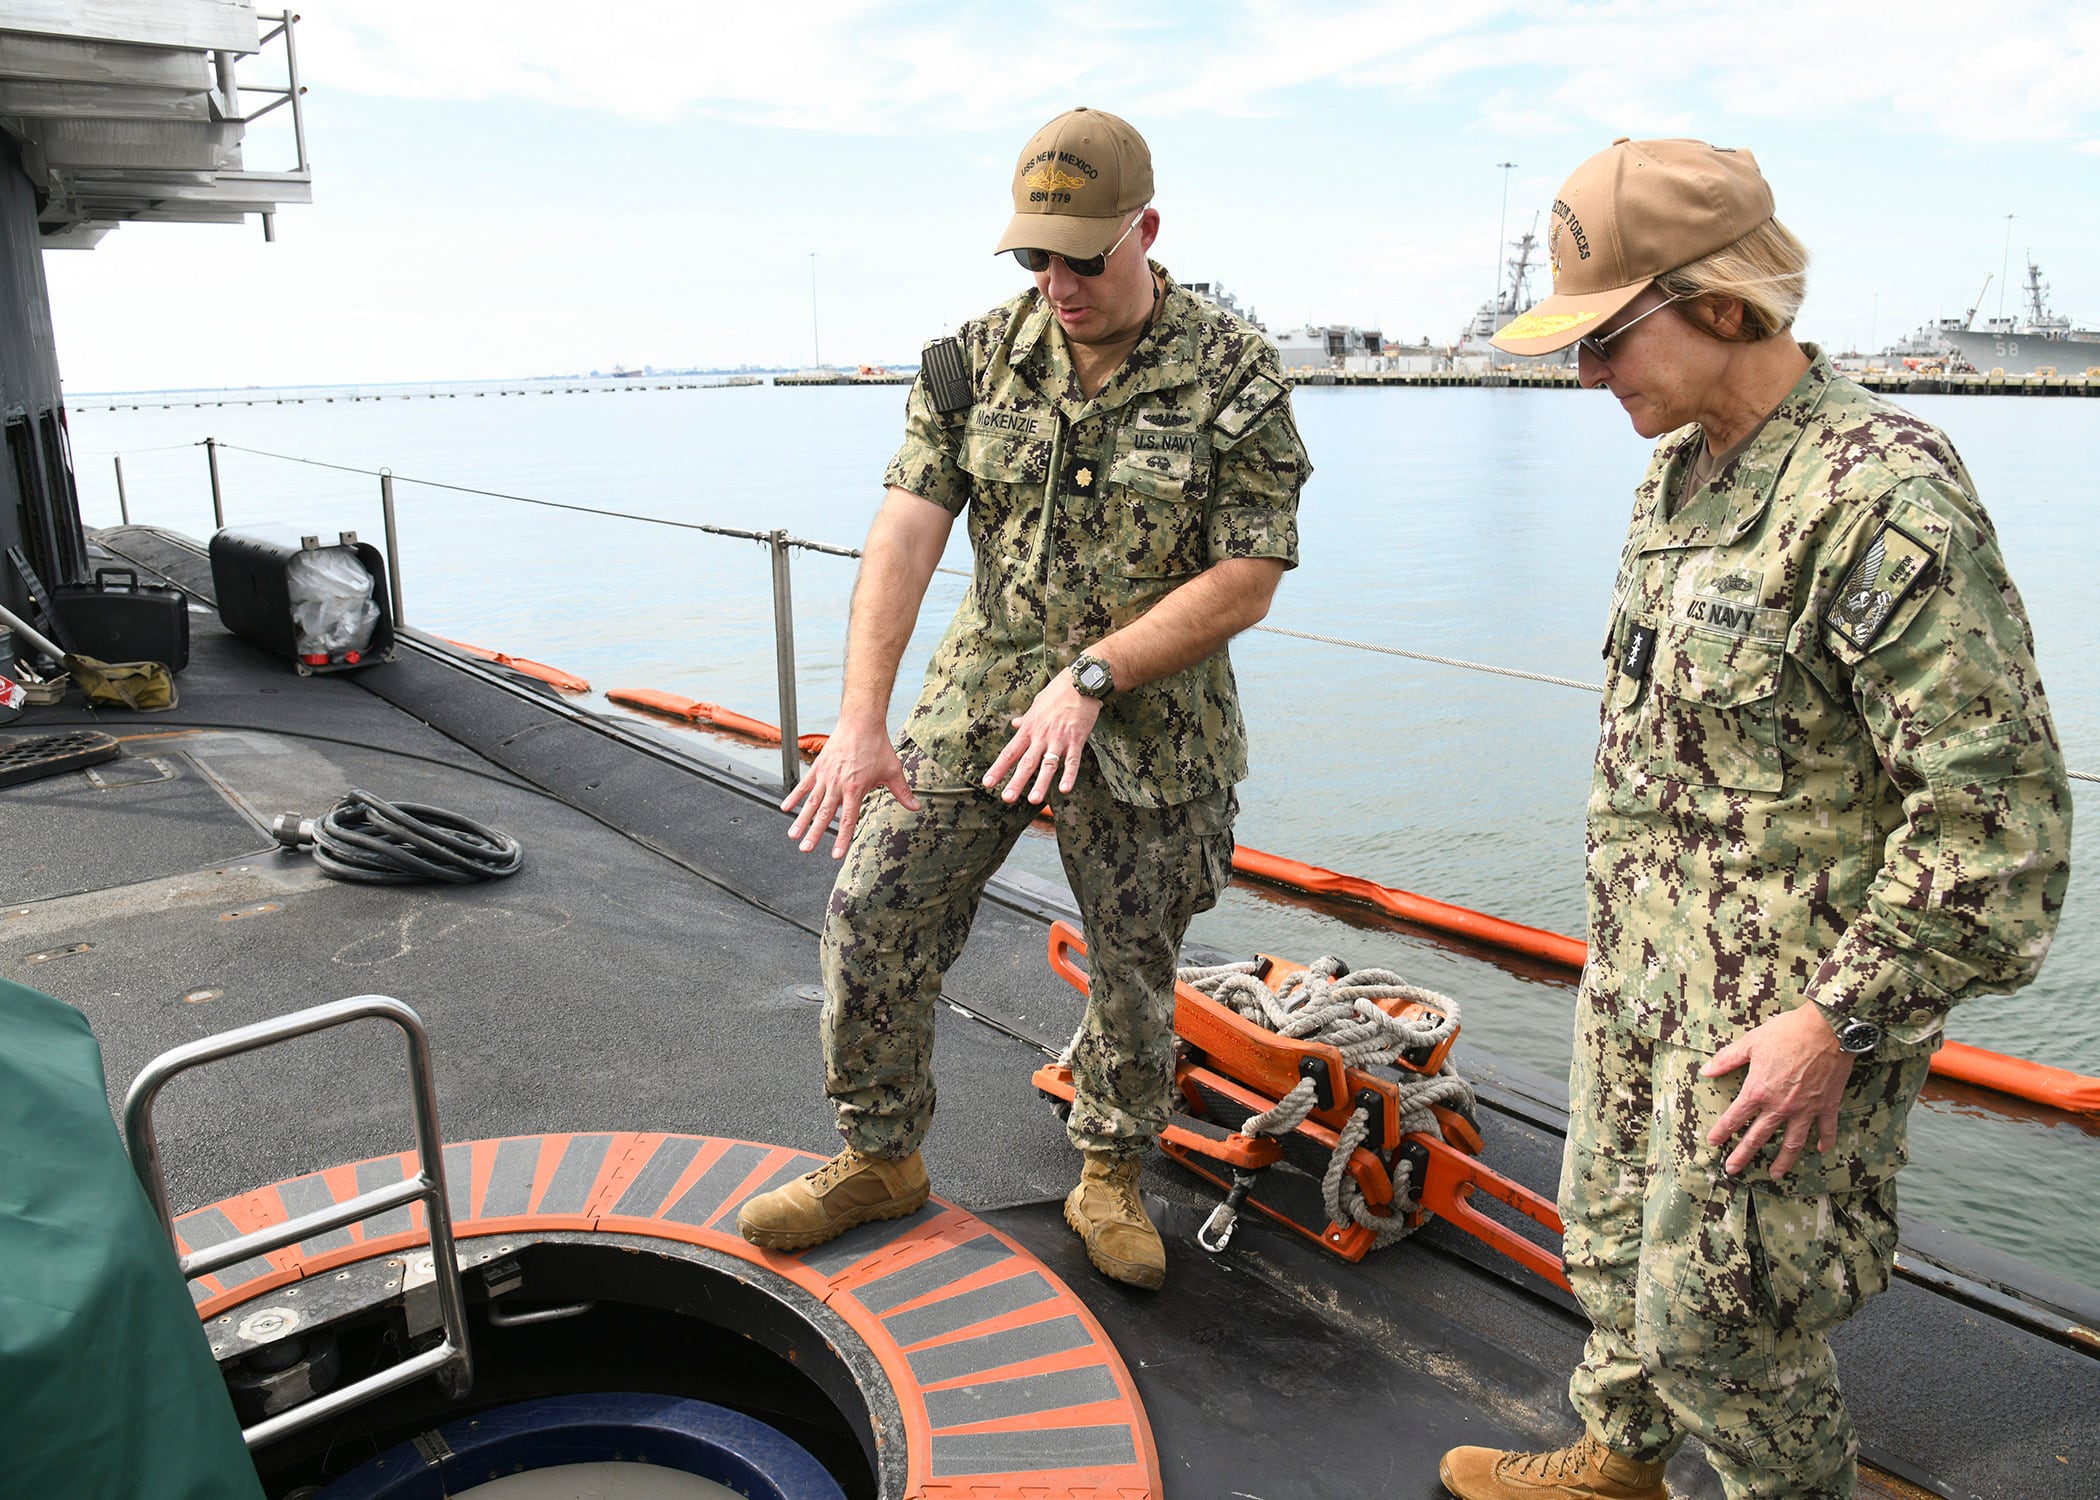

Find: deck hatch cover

[0,730,120,788]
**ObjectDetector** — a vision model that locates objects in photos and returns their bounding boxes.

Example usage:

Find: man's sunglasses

[1577,291,1686,363]
[1011,210,1145,278]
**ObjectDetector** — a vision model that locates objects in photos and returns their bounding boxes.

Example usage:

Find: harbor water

[65,378,2100,1296]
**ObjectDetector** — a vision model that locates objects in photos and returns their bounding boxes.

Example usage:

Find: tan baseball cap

[993,107,1154,260]
[1491,137,1775,356]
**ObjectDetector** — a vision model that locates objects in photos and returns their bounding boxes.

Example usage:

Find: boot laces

[810,1149,864,1194]
[1505,1433,1596,1481]
[1094,1158,1144,1219]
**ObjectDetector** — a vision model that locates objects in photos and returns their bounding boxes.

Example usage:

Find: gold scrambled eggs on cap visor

[1489,279,1646,357]
[1495,309,1599,345]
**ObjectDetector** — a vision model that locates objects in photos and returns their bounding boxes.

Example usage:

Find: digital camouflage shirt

[883,263,1309,807]
[1586,346,2070,1055]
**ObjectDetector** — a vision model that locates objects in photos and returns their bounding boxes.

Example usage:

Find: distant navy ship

[1942,257,2100,375]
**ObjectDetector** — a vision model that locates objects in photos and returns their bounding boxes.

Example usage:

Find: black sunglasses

[1011,210,1143,278]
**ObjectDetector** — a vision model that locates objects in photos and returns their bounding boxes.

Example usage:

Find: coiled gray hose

[275,789,523,885]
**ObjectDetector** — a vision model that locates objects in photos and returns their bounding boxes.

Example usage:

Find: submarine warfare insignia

[1024,162,1088,195]
[1827,522,1935,650]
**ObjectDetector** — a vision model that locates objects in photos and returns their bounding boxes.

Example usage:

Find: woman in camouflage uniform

[1440,139,2071,1500]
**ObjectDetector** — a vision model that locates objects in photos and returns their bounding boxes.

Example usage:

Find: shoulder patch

[1212,371,1286,441]
[1826,521,1936,651]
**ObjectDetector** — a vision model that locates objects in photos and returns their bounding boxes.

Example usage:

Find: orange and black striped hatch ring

[178,1132,1163,1500]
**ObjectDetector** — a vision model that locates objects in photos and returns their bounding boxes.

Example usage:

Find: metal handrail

[121,995,474,1448]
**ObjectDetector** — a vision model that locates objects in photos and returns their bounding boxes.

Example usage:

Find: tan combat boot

[1063,1151,1166,1290]
[737,1146,929,1251]
[1439,1432,1666,1500]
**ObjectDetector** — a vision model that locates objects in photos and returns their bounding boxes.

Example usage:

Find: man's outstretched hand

[782,716,917,859]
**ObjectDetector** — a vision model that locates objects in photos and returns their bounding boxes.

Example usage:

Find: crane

[1962,274,1992,329]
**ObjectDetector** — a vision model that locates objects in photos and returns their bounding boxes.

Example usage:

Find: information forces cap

[994,107,1153,261]
[1491,138,1775,356]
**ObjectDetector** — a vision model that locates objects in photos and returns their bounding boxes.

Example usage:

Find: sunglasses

[1011,209,1145,278]
[1577,291,1686,363]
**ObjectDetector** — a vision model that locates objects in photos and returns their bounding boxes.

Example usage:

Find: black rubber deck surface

[2,742,271,904]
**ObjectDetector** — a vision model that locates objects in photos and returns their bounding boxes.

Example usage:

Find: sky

[40,0,2100,391]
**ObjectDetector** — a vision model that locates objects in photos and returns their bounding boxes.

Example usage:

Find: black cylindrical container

[208,529,396,674]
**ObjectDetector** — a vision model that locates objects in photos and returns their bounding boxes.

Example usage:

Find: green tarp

[0,977,264,1499]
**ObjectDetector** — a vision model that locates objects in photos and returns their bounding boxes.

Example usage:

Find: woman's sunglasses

[1577,291,1686,363]
[1011,209,1145,278]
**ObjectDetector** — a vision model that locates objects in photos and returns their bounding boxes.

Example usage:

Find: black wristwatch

[1071,651,1115,700]
[1815,1003,1882,1055]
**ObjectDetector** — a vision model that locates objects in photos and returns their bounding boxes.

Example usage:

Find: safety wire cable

[135,441,2100,784]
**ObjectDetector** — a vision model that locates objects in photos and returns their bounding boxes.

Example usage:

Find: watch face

[1076,659,1110,694]
[1839,1020,1882,1054]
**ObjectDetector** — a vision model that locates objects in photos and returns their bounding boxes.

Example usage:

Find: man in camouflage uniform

[1443,140,2071,1500]
[738,107,1309,1290]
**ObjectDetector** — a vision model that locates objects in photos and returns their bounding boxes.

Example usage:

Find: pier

[773,371,913,386]
[769,368,2099,396]
[79,370,2098,412]
[1272,368,2100,395]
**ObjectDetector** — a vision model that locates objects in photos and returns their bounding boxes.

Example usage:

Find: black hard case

[49,568,191,671]
[208,529,396,674]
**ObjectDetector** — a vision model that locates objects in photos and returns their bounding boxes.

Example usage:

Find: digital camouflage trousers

[822,740,1234,1160]
[1561,999,1931,1499]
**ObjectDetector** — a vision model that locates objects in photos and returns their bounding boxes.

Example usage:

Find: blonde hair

[1655,217,1810,343]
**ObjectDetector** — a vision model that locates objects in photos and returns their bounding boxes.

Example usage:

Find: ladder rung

[183,1172,434,1279]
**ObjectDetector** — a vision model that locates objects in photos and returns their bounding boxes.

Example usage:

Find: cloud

[291,0,2100,149]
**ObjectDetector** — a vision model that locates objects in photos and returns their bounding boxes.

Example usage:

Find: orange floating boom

[1230,845,1590,970]
[442,637,590,694]
[607,687,710,723]
[607,688,784,743]
[607,690,829,762]
[1931,1041,2100,1115]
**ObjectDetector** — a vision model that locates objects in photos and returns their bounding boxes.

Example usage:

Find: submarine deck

[3,525,2096,1500]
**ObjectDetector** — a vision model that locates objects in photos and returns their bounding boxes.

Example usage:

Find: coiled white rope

[1177,957,1477,1249]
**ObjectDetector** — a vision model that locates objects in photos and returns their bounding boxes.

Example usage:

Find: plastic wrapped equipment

[209,528,396,674]
[287,545,381,658]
